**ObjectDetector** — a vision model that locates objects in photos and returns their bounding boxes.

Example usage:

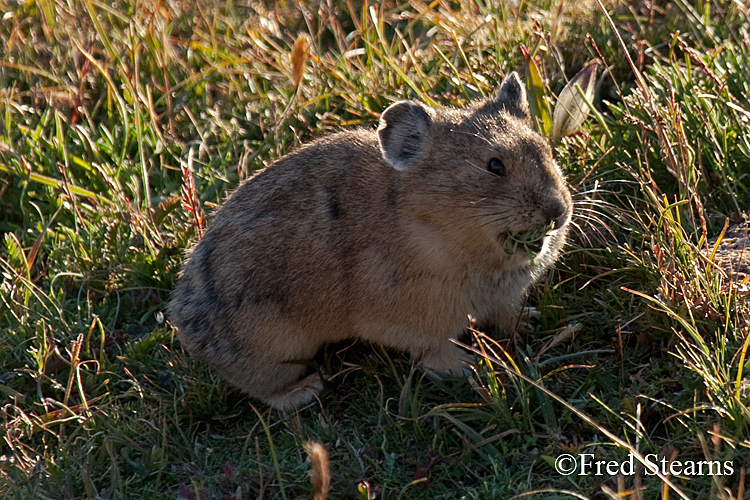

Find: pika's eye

[487,158,506,176]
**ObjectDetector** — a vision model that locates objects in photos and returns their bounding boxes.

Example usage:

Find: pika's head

[377,72,572,265]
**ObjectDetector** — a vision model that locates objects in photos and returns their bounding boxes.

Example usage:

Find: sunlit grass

[1,0,749,498]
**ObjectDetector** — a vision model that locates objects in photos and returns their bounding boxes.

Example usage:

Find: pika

[169,72,573,410]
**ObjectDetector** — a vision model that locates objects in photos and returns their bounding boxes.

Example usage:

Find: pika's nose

[544,201,569,230]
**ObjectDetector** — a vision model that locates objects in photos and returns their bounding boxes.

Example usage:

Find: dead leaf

[551,61,598,141]
[291,34,311,91]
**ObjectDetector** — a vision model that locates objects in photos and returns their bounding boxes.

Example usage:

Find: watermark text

[554,453,734,477]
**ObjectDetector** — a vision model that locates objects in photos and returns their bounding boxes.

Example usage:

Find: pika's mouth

[502,222,555,264]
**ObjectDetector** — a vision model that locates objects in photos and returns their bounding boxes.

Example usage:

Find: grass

[1,0,749,498]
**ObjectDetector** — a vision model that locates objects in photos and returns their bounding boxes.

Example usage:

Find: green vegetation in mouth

[503,222,555,264]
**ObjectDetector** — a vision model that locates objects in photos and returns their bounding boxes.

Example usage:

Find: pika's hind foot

[420,344,474,377]
[263,373,324,411]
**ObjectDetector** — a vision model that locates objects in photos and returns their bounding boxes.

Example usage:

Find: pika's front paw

[496,305,540,333]
[420,344,474,377]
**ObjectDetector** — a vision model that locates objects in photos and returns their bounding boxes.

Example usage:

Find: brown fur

[169,72,573,410]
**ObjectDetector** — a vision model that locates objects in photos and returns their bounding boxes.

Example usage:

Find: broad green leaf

[5,232,30,280]
[526,57,551,137]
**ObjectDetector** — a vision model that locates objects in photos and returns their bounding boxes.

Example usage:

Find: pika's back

[218,129,390,224]
[169,129,404,361]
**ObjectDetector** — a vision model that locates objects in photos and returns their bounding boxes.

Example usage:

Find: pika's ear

[495,71,530,120]
[378,101,433,171]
